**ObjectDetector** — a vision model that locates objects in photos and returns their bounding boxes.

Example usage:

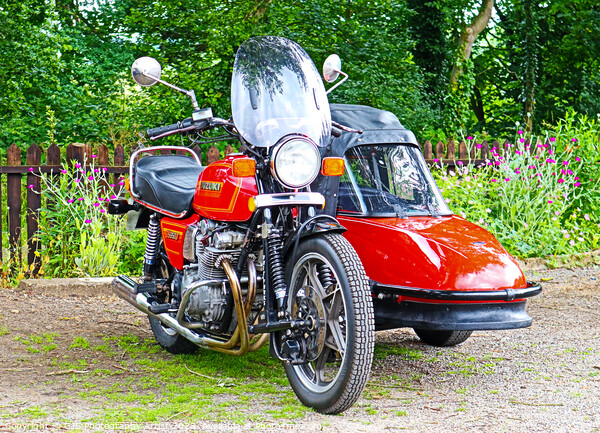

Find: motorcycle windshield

[338,144,452,217]
[231,36,331,148]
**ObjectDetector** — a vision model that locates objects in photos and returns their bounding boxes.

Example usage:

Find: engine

[178,219,256,333]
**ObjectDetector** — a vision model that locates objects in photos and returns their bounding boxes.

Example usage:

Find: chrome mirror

[131,57,162,87]
[323,54,342,83]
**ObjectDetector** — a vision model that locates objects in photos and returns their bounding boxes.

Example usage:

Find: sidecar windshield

[231,36,331,148]
[338,144,452,217]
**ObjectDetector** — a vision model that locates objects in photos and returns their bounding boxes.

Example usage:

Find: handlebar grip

[147,118,193,138]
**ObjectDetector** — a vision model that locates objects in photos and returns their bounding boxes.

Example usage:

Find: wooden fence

[0,138,543,275]
[0,142,234,274]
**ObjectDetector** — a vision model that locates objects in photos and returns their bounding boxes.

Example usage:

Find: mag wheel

[148,251,198,355]
[413,328,472,347]
[283,233,374,414]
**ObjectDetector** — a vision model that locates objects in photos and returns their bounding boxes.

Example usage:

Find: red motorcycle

[111,36,374,414]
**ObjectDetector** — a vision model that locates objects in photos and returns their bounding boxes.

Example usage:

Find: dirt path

[0,267,599,432]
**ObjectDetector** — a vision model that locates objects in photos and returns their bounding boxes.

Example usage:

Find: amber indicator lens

[321,157,345,176]
[232,158,256,177]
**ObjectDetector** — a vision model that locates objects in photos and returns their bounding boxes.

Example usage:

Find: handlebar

[146,116,232,141]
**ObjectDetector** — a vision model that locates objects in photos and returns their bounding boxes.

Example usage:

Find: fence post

[423,141,432,160]
[7,144,22,271]
[458,140,468,160]
[435,141,444,161]
[447,140,456,160]
[26,144,42,272]
[207,145,220,164]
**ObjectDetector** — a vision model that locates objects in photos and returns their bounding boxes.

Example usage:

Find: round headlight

[272,136,321,189]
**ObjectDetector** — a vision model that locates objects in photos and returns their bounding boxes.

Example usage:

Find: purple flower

[433,158,439,162]
[93,203,100,207]
[506,143,512,148]
[467,136,473,140]
[495,161,501,166]
[457,161,463,165]
[75,179,80,183]
[28,184,34,189]
[504,178,511,182]
[518,130,524,135]
[67,199,75,203]
[571,138,577,142]
[75,163,82,168]
[516,150,523,155]
[575,157,581,162]
[558,178,565,184]
[515,169,521,174]
[84,219,92,224]
[103,167,108,172]
[491,179,498,183]
[546,158,556,163]
[61,169,68,174]
[91,154,98,158]
[563,161,569,166]
[550,137,556,142]
[118,181,125,186]
[110,195,117,199]
[575,182,581,187]
[100,209,106,213]
[110,184,116,187]
[94,168,99,173]
[88,175,94,180]
[476,144,482,149]
[548,200,553,204]
[78,197,84,201]
[28,167,34,172]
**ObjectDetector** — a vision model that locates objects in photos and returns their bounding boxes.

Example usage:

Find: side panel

[192,155,258,222]
[161,214,200,270]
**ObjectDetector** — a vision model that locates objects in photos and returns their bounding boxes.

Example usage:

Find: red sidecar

[319,104,541,346]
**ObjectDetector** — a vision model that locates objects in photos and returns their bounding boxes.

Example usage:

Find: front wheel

[283,233,374,414]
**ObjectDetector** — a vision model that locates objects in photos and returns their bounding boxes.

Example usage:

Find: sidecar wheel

[413,328,472,347]
[283,233,374,414]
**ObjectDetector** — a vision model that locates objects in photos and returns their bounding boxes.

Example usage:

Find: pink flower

[61,169,68,174]
[91,154,98,158]
[567,170,573,175]
[495,161,501,166]
[563,161,569,166]
[519,138,525,143]
[584,214,590,221]
[575,182,581,187]
[433,158,439,162]
[28,167,34,172]
[110,184,116,188]
[515,169,521,174]
[491,179,498,183]
[457,161,463,165]
[476,144,482,149]
[575,157,581,162]
[571,138,577,142]
[548,200,553,204]
[558,178,565,183]
[88,175,94,180]
[504,178,511,182]
[84,219,92,224]
[569,240,575,246]
[546,158,556,163]
[28,184,34,189]
[103,167,108,172]
[506,143,512,148]
[75,163,82,168]
[110,195,117,199]
[67,199,75,203]
[549,137,556,142]
[100,209,106,213]
[78,197,84,201]
[94,168,99,173]
[93,203,100,207]
[518,130,524,135]
[118,181,125,186]
[467,136,473,140]
[74,179,80,183]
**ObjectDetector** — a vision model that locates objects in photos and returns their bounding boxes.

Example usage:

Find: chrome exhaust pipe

[112,275,216,347]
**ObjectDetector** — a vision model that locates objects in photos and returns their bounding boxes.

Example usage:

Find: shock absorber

[268,229,287,315]
[143,214,161,279]
[317,263,334,292]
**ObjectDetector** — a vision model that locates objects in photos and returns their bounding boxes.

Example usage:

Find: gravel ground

[0,267,598,432]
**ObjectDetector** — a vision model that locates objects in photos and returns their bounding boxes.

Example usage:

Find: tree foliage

[0,0,598,150]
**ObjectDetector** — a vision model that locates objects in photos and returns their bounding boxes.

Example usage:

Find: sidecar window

[337,144,452,217]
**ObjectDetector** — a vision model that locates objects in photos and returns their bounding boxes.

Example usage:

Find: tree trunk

[450,0,494,89]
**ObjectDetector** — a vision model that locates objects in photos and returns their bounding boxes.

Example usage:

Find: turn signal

[321,157,345,176]
[232,158,256,177]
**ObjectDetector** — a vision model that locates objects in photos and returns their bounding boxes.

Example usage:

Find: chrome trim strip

[252,192,325,209]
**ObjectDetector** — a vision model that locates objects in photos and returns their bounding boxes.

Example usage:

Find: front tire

[283,233,374,414]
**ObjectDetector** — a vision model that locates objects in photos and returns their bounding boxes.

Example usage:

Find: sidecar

[316,104,541,346]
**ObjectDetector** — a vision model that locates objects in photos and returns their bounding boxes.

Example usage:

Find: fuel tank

[192,155,258,222]
[338,214,527,292]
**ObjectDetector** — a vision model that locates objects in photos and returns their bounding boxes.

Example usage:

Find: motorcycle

[110,36,374,414]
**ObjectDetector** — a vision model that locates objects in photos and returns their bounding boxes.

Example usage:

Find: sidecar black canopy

[315,104,419,215]
[329,104,418,154]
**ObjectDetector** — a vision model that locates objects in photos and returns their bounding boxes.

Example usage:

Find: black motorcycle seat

[133,155,204,217]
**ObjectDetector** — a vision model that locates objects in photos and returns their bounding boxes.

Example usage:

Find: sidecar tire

[283,233,374,414]
[413,328,472,347]
[149,316,198,354]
